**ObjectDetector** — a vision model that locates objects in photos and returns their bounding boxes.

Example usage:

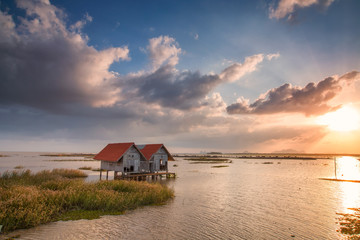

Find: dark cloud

[0,0,271,114]
[0,0,129,113]
[116,51,273,111]
[227,71,360,116]
[119,64,222,110]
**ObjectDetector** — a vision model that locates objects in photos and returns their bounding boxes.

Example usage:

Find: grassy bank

[0,169,174,233]
[184,157,232,164]
[45,159,99,162]
[184,157,230,161]
[211,165,229,168]
[40,154,96,158]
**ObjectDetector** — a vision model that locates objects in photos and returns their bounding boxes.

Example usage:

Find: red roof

[138,144,163,160]
[94,142,135,162]
[137,144,174,161]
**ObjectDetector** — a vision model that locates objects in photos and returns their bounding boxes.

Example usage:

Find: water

[1,152,360,239]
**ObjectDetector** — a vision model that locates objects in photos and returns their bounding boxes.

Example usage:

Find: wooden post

[106,171,109,180]
[334,157,337,179]
[100,169,102,180]
[114,171,117,180]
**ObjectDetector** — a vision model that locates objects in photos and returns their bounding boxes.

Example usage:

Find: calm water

[1,152,360,239]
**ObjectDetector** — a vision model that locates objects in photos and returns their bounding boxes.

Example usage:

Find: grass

[91,168,107,172]
[0,169,174,233]
[185,157,230,161]
[337,208,360,238]
[45,159,99,162]
[14,165,24,169]
[190,161,232,164]
[211,165,229,168]
[78,166,92,170]
[40,154,96,157]
[185,157,232,164]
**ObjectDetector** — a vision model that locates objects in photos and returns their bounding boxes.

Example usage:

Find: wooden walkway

[117,172,176,180]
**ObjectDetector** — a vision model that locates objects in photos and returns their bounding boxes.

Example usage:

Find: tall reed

[0,169,174,232]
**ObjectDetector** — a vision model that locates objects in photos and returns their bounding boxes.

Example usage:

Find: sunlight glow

[336,156,360,181]
[316,105,360,132]
[337,156,360,212]
[340,182,360,212]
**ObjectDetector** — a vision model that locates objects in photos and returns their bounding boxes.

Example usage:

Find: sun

[316,105,360,132]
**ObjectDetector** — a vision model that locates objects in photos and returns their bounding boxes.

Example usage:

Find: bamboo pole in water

[334,157,337,179]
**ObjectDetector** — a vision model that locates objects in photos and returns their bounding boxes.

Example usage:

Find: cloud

[118,48,276,110]
[266,53,280,60]
[269,0,335,20]
[70,13,93,33]
[0,0,129,111]
[0,0,279,115]
[219,54,264,82]
[146,35,182,69]
[120,65,222,110]
[164,114,327,153]
[219,54,278,82]
[227,71,360,116]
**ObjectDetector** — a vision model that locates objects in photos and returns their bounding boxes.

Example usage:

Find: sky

[0,0,360,153]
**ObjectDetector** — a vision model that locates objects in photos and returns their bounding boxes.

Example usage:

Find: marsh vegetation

[40,154,96,158]
[45,159,99,162]
[211,165,229,168]
[0,169,174,233]
[78,166,92,170]
[337,208,360,238]
[14,165,24,169]
[184,157,232,164]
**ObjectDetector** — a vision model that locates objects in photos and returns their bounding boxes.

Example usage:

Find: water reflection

[1,153,358,239]
[335,156,360,181]
[340,183,360,213]
[335,157,360,215]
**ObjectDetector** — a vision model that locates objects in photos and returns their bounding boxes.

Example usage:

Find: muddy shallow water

[1,152,360,239]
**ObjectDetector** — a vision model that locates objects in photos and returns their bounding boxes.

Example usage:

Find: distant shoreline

[174,153,360,160]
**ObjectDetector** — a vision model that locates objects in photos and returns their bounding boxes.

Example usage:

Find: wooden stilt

[117,172,175,180]
[106,171,109,180]
[100,169,102,180]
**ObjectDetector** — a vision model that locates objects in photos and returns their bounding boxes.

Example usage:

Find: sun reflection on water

[336,156,360,181]
[340,182,360,212]
[335,157,360,213]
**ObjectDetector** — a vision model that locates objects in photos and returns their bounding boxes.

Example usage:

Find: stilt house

[94,142,146,174]
[137,144,174,172]
[94,142,174,176]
